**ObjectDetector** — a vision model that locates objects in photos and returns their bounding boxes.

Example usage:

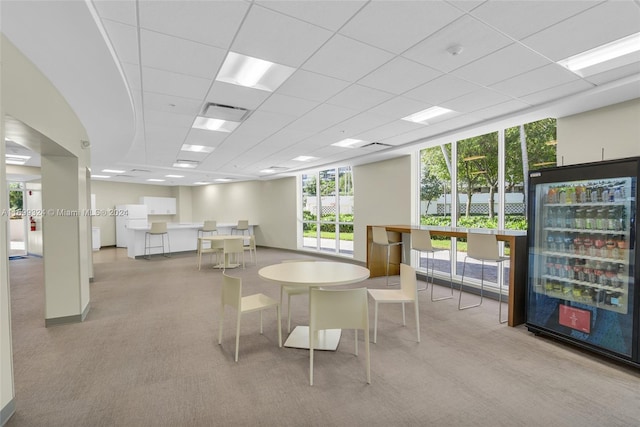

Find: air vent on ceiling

[130,169,151,173]
[203,102,249,122]
[361,142,392,148]
[115,174,135,178]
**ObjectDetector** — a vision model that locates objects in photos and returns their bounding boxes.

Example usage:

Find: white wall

[353,156,412,262]
[557,98,640,165]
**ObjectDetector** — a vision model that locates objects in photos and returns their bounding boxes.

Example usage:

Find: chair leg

[414,301,420,343]
[235,312,241,362]
[499,273,508,324]
[415,250,427,291]
[287,293,292,333]
[458,257,484,310]
[276,305,282,347]
[259,310,263,334]
[373,301,379,344]
[402,302,406,326]
[385,246,391,286]
[431,249,454,301]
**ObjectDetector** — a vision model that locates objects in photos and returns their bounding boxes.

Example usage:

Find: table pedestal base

[284,326,341,350]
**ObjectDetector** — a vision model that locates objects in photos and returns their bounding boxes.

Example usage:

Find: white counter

[125,222,256,258]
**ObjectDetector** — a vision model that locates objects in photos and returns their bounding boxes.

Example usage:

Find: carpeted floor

[6,247,640,426]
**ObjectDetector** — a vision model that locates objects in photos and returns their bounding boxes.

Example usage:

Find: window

[301,166,354,257]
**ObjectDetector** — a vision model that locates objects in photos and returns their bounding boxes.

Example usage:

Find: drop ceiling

[2,0,639,186]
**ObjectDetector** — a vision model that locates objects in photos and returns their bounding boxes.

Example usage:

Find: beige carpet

[6,247,640,426]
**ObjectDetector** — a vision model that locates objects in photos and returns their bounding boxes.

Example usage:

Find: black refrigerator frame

[526,156,639,367]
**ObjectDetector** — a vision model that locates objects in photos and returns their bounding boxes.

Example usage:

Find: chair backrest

[310,288,369,331]
[236,220,249,230]
[244,235,256,248]
[372,227,389,245]
[224,238,244,254]
[149,222,167,234]
[411,229,433,252]
[467,233,500,261]
[203,220,217,232]
[400,263,418,300]
[221,274,242,310]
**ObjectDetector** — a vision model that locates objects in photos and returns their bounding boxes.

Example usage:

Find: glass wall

[418,118,557,290]
[301,166,354,256]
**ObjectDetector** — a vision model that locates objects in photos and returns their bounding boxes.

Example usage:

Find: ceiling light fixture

[402,106,454,124]
[292,156,317,162]
[180,144,215,153]
[216,52,295,92]
[102,169,125,173]
[214,178,233,182]
[147,179,165,182]
[558,32,640,74]
[193,181,211,185]
[331,138,366,148]
[91,175,111,179]
[192,116,240,133]
[165,175,184,178]
[173,160,199,169]
[5,154,31,165]
[446,44,464,56]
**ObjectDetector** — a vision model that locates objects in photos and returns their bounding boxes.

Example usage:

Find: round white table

[259,261,370,350]
[198,235,246,269]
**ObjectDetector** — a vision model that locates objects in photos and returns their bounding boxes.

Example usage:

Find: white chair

[309,287,370,386]
[144,222,170,259]
[222,238,245,272]
[370,226,403,287]
[243,235,257,265]
[198,220,218,238]
[197,237,223,270]
[458,233,510,324]
[279,260,316,333]
[218,274,282,362]
[368,263,420,344]
[232,220,250,236]
[411,229,454,300]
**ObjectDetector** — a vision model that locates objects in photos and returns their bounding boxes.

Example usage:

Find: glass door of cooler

[528,176,636,359]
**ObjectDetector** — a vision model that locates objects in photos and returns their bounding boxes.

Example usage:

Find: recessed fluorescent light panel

[192,116,240,133]
[102,169,125,173]
[214,178,233,182]
[91,175,110,179]
[558,32,640,76]
[5,154,30,165]
[292,156,317,162]
[165,175,184,178]
[402,106,454,124]
[193,181,211,185]
[331,138,367,148]
[147,179,165,182]
[173,160,199,169]
[180,144,215,153]
[216,52,295,92]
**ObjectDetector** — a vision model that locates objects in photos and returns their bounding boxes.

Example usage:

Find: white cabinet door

[140,197,176,215]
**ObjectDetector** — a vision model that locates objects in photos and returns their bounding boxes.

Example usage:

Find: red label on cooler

[559,305,591,333]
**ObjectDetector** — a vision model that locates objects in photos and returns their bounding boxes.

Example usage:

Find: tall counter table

[366,225,527,326]
[126,222,257,259]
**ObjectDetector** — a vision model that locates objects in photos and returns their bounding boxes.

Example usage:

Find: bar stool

[458,232,509,323]
[231,220,250,236]
[198,220,218,238]
[145,222,170,259]
[370,226,403,287]
[411,229,454,299]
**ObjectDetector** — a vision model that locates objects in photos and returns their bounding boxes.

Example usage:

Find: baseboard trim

[45,304,90,327]
[1,398,15,426]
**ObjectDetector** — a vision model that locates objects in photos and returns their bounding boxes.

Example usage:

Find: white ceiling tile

[440,88,513,113]
[583,61,640,86]
[468,99,532,120]
[404,74,482,105]
[138,1,249,49]
[366,96,433,120]
[102,20,139,65]
[183,128,229,147]
[256,0,365,31]
[205,81,271,111]
[302,34,394,82]
[144,109,194,128]
[340,1,463,54]
[231,5,333,67]
[522,1,640,61]
[276,69,351,102]
[92,0,137,26]
[254,128,315,151]
[490,64,582,98]
[259,93,319,117]
[320,112,397,141]
[519,79,595,105]
[140,30,226,79]
[356,119,426,142]
[142,67,212,99]
[233,110,296,137]
[358,57,442,95]
[403,15,513,73]
[470,0,600,40]
[143,92,203,116]
[451,43,551,86]
[326,84,395,111]
[122,62,141,90]
[287,103,359,133]
[446,1,486,13]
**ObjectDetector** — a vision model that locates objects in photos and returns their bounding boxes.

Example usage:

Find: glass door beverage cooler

[526,157,639,367]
